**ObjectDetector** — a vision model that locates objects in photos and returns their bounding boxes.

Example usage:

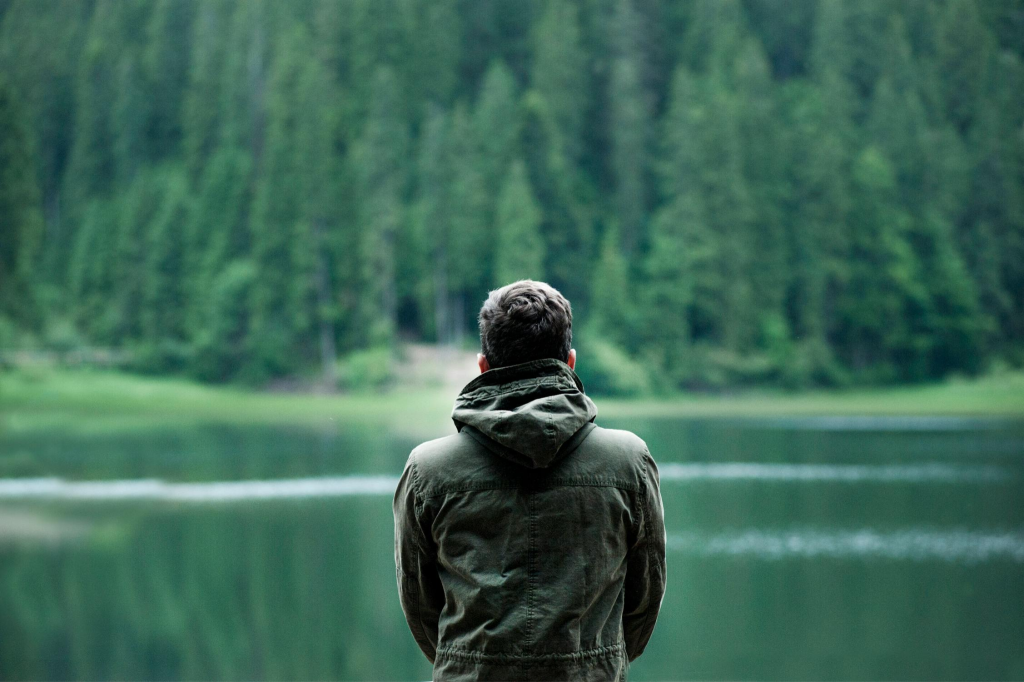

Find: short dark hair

[478,280,573,369]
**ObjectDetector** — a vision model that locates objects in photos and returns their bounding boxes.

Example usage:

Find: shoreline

[2,368,1022,439]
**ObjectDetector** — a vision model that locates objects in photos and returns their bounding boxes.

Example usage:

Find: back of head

[478,280,572,369]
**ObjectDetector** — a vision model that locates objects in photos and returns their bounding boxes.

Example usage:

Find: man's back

[394,358,667,681]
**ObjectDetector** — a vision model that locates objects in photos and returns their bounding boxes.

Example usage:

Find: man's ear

[567,348,576,370]
[477,353,490,374]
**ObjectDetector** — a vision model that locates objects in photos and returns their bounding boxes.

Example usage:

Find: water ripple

[668,528,1024,563]
[0,460,1015,504]
[658,462,1013,483]
[0,476,400,502]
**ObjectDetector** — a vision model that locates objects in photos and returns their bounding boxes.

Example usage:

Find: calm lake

[1,414,1023,680]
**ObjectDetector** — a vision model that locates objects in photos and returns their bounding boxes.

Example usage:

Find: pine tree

[866,16,928,208]
[838,147,925,379]
[248,23,306,377]
[519,90,594,307]
[811,0,891,113]
[68,198,123,341]
[191,259,257,382]
[347,0,414,118]
[182,0,230,181]
[962,52,1024,350]
[658,66,756,349]
[414,105,457,344]
[590,225,629,347]
[532,0,588,165]
[606,0,655,257]
[914,210,985,376]
[936,0,994,134]
[60,0,129,274]
[789,11,859,344]
[494,160,544,285]
[183,146,252,349]
[447,103,489,326]
[473,61,520,214]
[733,38,788,331]
[410,0,461,107]
[353,66,409,346]
[0,0,90,245]
[142,170,189,353]
[809,0,859,122]
[218,0,268,160]
[113,55,147,186]
[681,0,746,77]
[609,54,649,256]
[112,169,168,342]
[642,196,708,383]
[143,0,194,161]
[292,53,342,383]
[0,77,44,326]
[743,0,816,78]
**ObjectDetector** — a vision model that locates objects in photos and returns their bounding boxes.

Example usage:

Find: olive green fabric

[394,358,667,681]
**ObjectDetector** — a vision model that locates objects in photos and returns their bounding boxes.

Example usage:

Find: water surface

[1,416,1022,680]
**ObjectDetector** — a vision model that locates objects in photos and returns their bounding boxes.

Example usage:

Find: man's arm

[393,452,446,663]
[622,448,667,661]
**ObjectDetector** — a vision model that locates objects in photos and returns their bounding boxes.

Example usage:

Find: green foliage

[573,331,651,397]
[183,146,252,337]
[937,0,993,133]
[336,346,395,391]
[1,0,1022,392]
[353,66,409,347]
[473,60,519,214]
[494,160,544,285]
[142,169,189,345]
[609,48,650,256]
[0,77,44,326]
[191,259,256,383]
[590,225,630,347]
[532,0,588,165]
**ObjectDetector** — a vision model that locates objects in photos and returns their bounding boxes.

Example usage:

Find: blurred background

[1,0,1023,389]
[0,0,1023,680]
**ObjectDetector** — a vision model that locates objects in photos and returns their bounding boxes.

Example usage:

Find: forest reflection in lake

[1,417,1022,680]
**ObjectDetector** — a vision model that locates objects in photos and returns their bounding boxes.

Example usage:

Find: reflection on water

[1,460,1014,502]
[738,415,1010,431]
[0,418,1022,680]
[0,476,400,501]
[658,461,1014,482]
[668,528,1024,563]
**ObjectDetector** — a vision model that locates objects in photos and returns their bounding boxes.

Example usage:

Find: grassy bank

[0,367,454,436]
[599,371,1024,419]
[2,367,1022,439]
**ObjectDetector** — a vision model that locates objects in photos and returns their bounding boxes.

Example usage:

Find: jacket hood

[451,358,598,469]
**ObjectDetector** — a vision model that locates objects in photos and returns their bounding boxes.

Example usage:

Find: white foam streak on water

[668,528,1024,563]
[0,476,401,502]
[658,462,1012,483]
[749,416,1006,431]
[0,461,1014,503]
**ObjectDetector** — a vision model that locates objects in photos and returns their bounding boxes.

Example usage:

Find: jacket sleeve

[622,447,667,661]
[393,451,446,663]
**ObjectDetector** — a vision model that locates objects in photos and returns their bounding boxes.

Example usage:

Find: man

[394,279,666,681]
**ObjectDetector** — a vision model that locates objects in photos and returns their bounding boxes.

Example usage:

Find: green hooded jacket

[394,358,667,681]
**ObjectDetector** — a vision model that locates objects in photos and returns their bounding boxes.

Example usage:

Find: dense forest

[1,0,1023,392]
